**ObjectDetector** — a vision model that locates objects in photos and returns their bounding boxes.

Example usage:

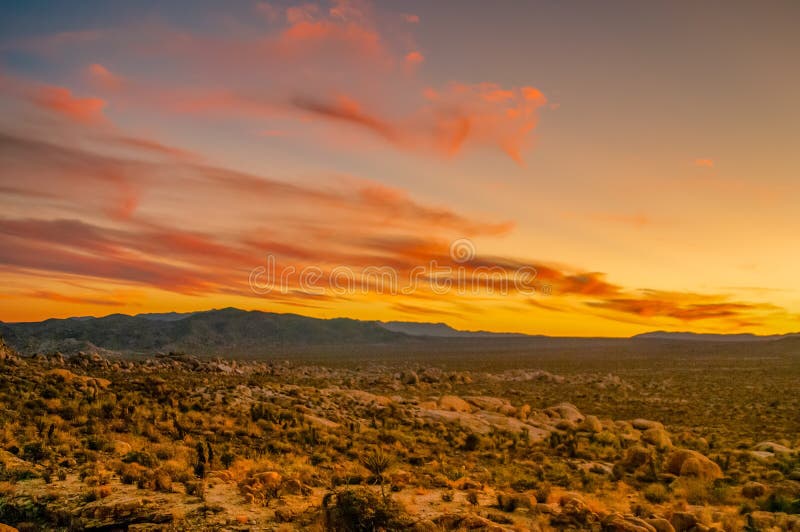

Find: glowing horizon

[1,1,799,336]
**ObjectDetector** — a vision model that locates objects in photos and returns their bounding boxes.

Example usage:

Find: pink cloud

[29,86,106,124]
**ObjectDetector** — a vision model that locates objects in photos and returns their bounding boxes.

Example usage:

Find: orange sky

[1,1,799,335]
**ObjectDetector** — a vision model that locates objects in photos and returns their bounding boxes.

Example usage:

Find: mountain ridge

[2,308,798,356]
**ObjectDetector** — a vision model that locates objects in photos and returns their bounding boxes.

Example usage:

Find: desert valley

[0,310,798,531]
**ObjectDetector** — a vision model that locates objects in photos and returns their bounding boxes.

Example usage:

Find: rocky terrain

[0,338,798,531]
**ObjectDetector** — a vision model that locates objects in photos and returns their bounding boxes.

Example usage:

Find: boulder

[546,403,584,423]
[646,518,676,532]
[433,513,508,532]
[439,395,472,413]
[741,481,767,499]
[632,419,664,431]
[603,513,657,532]
[280,478,311,495]
[669,511,697,532]
[464,396,516,415]
[551,493,599,528]
[665,449,722,481]
[746,511,777,531]
[754,441,793,455]
[580,415,603,433]
[642,428,673,450]
[451,477,482,490]
[401,371,419,385]
[113,440,132,456]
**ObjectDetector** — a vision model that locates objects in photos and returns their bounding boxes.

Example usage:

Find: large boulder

[754,441,793,455]
[580,415,604,433]
[642,428,673,450]
[546,403,584,424]
[665,449,722,481]
[646,518,676,532]
[632,419,664,431]
[603,513,658,532]
[464,396,516,415]
[741,481,767,499]
[669,512,697,532]
[551,493,600,529]
[439,395,472,413]
[0,338,20,364]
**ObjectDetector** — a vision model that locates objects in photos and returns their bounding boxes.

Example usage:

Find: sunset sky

[1,1,799,335]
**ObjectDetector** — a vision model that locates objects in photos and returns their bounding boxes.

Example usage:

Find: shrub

[761,492,800,514]
[323,488,407,531]
[643,483,669,503]
[22,441,49,463]
[122,450,158,468]
[534,483,551,503]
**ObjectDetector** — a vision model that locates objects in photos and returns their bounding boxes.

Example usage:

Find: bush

[643,483,669,503]
[534,483,551,503]
[761,493,800,514]
[323,488,407,531]
[22,442,49,463]
[122,450,158,468]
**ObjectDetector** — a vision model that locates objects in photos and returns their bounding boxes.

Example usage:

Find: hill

[0,308,411,356]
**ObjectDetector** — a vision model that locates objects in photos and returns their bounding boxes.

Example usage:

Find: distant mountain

[2,308,797,357]
[378,321,528,338]
[633,331,799,342]
[0,308,412,356]
[136,311,197,322]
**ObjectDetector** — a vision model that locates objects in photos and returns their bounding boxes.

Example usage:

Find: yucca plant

[360,448,392,500]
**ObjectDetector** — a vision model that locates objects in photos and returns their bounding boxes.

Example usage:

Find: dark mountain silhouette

[0,308,410,355]
[1,308,797,357]
[378,321,528,338]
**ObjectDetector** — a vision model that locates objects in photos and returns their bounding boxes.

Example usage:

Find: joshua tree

[360,448,392,501]
[206,441,214,468]
[194,441,207,478]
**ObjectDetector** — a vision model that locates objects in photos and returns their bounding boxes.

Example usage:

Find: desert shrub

[534,483,551,503]
[22,441,49,463]
[323,488,407,531]
[673,478,711,505]
[123,450,159,468]
[462,433,481,451]
[709,482,734,504]
[221,451,235,469]
[94,485,113,499]
[186,480,206,499]
[643,483,669,503]
[118,462,145,485]
[760,492,800,514]
[85,435,112,452]
[497,492,532,512]
[510,477,538,492]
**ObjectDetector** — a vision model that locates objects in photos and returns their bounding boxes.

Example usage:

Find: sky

[1,0,799,336]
